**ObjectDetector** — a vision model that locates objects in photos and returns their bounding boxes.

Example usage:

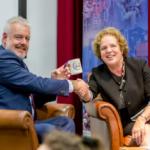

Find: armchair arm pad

[36,103,75,120]
[0,109,33,129]
[95,101,124,149]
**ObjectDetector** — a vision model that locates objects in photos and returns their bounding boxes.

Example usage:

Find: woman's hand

[71,79,91,102]
[132,116,146,145]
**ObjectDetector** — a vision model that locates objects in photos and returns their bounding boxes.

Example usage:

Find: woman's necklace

[110,61,126,89]
[110,62,126,109]
[119,62,126,91]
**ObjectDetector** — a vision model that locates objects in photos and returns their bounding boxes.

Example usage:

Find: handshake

[51,59,91,102]
[71,79,91,102]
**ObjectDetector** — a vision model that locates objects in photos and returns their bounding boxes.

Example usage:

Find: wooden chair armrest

[0,109,33,129]
[95,101,124,150]
[36,103,75,120]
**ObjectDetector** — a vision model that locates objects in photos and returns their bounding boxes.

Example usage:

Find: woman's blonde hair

[93,27,129,59]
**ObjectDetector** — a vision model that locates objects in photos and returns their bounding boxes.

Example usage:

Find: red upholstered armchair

[85,99,133,150]
[0,102,75,150]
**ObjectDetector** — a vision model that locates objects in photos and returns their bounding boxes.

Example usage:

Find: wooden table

[120,147,150,150]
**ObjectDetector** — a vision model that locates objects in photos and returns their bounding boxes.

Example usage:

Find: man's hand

[71,79,91,102]
[51,64,71,80]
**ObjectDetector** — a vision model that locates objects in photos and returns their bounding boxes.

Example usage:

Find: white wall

[0,0,18,41]
[26,0,57,77]
[0,0,57,77]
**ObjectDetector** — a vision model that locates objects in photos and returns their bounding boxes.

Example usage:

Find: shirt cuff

[67,80,74,93]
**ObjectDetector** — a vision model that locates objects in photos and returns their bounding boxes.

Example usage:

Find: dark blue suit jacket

[0,45,69,115]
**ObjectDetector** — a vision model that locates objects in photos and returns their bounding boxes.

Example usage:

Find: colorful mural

[83,0,148,81]
[82,0,148,134]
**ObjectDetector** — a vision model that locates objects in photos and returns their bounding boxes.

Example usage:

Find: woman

[82,27,150,147]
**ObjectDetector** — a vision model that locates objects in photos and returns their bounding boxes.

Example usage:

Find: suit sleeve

[0,52,69,96]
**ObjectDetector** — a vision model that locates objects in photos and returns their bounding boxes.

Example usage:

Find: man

[0,16,89,142]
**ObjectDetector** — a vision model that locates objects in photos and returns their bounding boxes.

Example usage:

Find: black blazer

[89,57,150,118]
